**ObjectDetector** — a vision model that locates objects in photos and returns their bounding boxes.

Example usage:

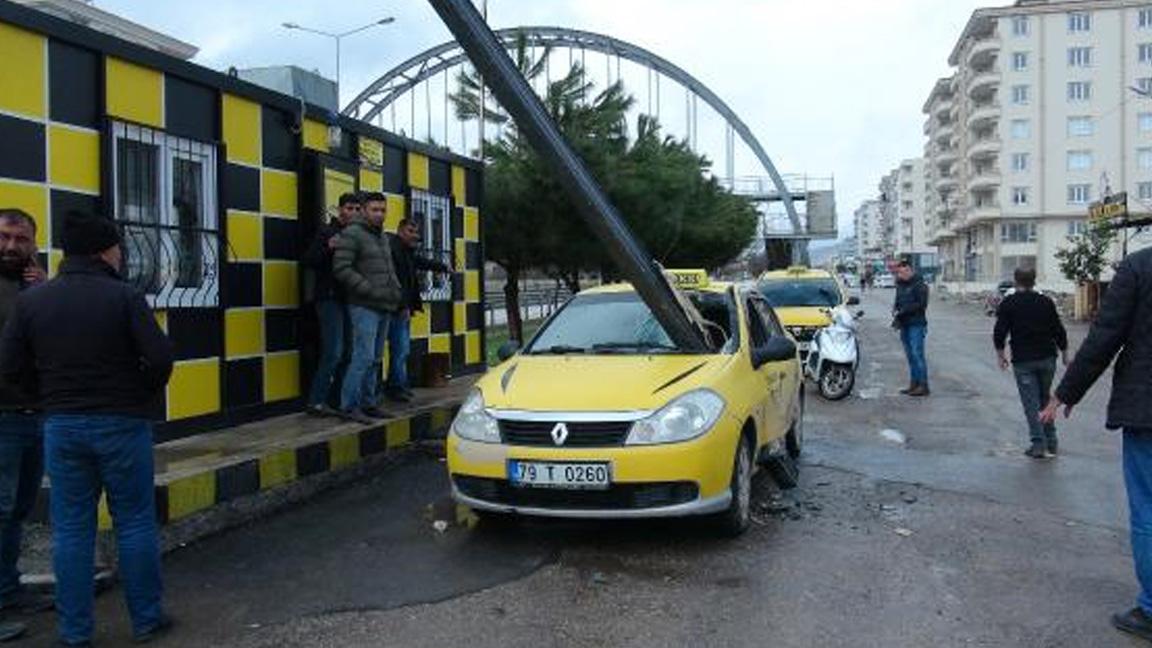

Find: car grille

[787,326,820,342]
[498,420,633,447]
[454,476,699,510]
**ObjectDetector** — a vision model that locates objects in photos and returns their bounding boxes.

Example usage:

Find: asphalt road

[18,290,1147,647]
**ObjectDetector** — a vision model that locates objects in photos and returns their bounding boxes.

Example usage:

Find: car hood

[478,354,730,413]
[774,306,834,327]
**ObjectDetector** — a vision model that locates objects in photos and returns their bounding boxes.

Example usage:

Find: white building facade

[854,199,887,261]
[926,0,1152,291]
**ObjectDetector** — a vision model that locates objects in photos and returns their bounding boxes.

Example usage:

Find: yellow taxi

[447,271,804,536]
[758,267,857,353]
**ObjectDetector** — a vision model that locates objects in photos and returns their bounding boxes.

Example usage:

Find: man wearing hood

[892,259,930,397]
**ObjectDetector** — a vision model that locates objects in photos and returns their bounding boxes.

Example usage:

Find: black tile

[452,335,465,370]
[224,357,263,409]
[383,145,405,194]
[359,426,386,457]
[407,337,428,387]
[0,115,45,182]
[224,163,260,212]
[430,302,452,334]
[467,303,483,331]
[410,412,431,441]
[261,106,298,172]
[451,206,463,240]
[215,460,260,502]
[263,217,299,260]
[429,158,450,197]
[50,189,101,248]
[165,76,218,143]
[166,308,223,360]
[295,442,329,477]
[155,486,170,524]
[265,308,299,353]
[451,273,464,302]
[465,242,482,270]
[223,261,262,308]
[465,168,481,209]
[48,40,99,129]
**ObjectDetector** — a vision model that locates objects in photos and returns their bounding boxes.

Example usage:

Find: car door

[753,297,800,433]
[743,295,787,444]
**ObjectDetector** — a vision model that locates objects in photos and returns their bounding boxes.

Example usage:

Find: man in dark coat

[384,218,452,402]
[301,192,360,415]
[1041,247,1152,641]
[892,260,930,396]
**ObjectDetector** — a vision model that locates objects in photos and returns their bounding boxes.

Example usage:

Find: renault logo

[550,422,570,446]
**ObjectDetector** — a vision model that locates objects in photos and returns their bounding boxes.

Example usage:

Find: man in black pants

[994,267,1068,459]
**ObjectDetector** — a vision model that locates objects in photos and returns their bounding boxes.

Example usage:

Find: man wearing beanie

[0,211,174,646]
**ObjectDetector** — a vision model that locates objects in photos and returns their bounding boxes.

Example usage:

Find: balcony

[968,203,1001,224]
[969,170,1001,191]
[934,98,955,118]
[967,137,1001,160]
[935,147,959,166]
[934,123,955,144]
[967,37,1000,68]
[967,68,999,100]
[966,102,1000,130]
[935,174,959,192]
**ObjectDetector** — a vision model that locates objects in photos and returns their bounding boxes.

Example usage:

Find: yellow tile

[324,169,356,220]
[451,166,467,206]
[154,310,167,333]
[47,249,61,277]
[464,207,480,242]
[48,126,99,193]
[259,449,297,489]
[328,434,360,470]
[302,118,328,151]
[264,261,299,308]
[386,418,411,448]
[454,239,466,272]
[264,351,300,402]
[432,407,453,433]
[466,331,481,365]
[222,93,260,166]
[454,302,467,332]
[167,358,221,420]
[430,334,451,354]
[359,168,382,192]
[105,57,163,128]
[224,309,264,358]
[407,152,429,190]
[262,169,298,219]
[385,194,405,232]
[359,137,384,167]
[0,181,47,248]
[166,472,216,521]
[465,270,480,303]
[0,23,45,118]
[410,308,430,339]
[227,211,262,261]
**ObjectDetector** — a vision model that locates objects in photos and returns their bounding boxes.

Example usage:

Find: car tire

[786,389,805,459]
[711,435,753,538]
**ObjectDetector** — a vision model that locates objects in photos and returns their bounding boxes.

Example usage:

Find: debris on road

[894,527,914,537]
[879,429,907,445]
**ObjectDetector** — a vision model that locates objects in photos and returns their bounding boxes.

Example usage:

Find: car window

[527,292,675,354]
[745,299,770,349]
[758,278,842,307]
[753,299,785,337]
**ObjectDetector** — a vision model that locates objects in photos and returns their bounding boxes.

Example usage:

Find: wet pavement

[14,290,1147,647]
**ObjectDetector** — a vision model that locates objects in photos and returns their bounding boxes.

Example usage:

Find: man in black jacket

[1041,247,1152,641]
[893,260,930,396]
[994,267,1068,459]
[301,192,360,415]
[384,218,452,402]
[0,211,175,646]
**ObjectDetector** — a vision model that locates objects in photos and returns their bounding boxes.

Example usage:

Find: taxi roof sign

[666,269,710,290]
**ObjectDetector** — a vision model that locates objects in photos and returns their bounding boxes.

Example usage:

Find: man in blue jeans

[892,259,930,397]
[0,211,175,646]
[302,193,360,416]
[1042,246,1152,642]
[0,209,47,642]
[332,193,402,423]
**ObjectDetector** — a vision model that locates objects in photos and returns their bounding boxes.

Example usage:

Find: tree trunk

[504,268,524,342]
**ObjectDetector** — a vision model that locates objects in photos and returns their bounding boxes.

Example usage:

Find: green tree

[1056,221,1115,285]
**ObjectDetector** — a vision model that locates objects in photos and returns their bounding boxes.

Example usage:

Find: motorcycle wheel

[819,364,855,401]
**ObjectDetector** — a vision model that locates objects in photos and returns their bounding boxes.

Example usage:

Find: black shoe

[907,385,930,397]
[898,384,917,395]
[339,409,376,425]
[133,615,174,643]
[385,390,412,403]
[1,589,54,614]
[1113,607,1152,641]
[1047,439,1059,456]
[304,404,327,417]
[1025,444,1049,459]
[0,620,25,642]
[361,406,389,419]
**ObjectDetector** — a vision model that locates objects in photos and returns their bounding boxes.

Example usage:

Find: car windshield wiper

[531,344,588,355]
[592,341,680,354]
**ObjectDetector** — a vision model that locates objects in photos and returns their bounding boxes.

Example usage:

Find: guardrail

[484,285,574,327]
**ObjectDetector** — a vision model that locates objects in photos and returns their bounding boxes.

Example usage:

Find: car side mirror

[496,340,521,362]
[847,296,860,306]
[753,336,797,368]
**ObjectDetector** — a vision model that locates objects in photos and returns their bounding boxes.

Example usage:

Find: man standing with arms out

[1041,246,1152,642]
[892,259,930,396]
[333,192,402,423]
[302,193,360,416]
[384,218,452,403]
[994,267,1068,459]
[0,211,174,646]
[0,209,46,642]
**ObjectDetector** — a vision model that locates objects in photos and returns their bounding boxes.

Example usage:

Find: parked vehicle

[804,305,862,400]
[758,267,852,359]
[875,273,896,289]
[984,280,1016,316]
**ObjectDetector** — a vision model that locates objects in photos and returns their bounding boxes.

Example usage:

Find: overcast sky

[97,0,993,237]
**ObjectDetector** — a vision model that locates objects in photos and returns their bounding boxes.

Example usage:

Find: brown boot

[907,385,930,397]
[899,383,917,395]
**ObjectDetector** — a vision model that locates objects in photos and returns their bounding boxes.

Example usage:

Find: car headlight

[626,389,726,445]
[452,389,501,443]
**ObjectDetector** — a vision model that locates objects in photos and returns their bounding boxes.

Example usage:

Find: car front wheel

[711,436,753,537]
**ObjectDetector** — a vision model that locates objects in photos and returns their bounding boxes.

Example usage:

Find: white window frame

[1067,220,1088,237]
[110,121,219,308]
[1067,184,1093,205]
[1067,150,1093,171]
[1067,116,1095,137]
[1012,15,1030,37]
[1142,8,1152,29]
[1139,78,1152,97]
[1012,51,1029,71]
[1068,46,1093,67]
[1068,12,1092,33]
[1140,182,1152,201]
[408,189,453,302]
[1067,81,1092,102]
[1011,187,1029,206]
[1010,119,1031,139]
[1141,43,1152,63]
[1011,152,1030,172]
[1011,84,1030,105]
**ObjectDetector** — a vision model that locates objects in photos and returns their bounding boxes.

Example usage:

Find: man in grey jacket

[332,192,402,423]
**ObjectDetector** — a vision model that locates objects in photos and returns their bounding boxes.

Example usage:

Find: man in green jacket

[332,192,402,423]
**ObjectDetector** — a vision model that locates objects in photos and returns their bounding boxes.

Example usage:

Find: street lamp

[282,17,396,107]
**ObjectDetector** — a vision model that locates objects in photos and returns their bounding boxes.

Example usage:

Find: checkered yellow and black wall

[0,2,486,439]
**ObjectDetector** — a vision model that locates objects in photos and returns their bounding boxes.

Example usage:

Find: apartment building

[854,199,887,261]
[892,158,934,257]
[924,0,1152,291]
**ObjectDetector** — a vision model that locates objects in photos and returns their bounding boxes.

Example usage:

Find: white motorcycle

[804,306,862,401]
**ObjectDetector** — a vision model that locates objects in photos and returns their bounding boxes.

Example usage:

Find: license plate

[508,461,612,490]
[797,342,811,352]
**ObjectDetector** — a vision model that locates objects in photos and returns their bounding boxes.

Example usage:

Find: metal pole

[478,0,488,158]
[335,37,341,106]
[425,0,707,351]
